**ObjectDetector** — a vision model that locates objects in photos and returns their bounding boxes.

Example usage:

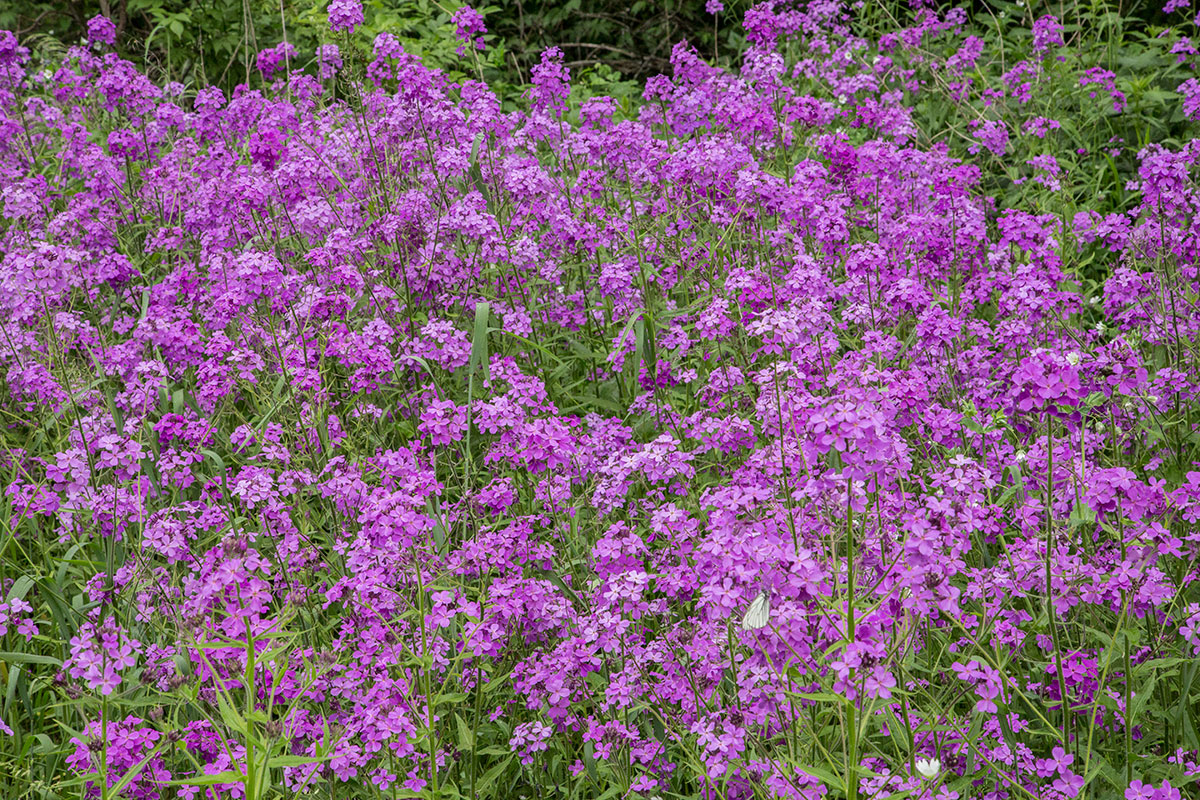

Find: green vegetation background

[2,0,752,100]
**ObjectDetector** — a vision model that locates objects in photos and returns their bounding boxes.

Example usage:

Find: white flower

[915,757,941,780]
[1015,449,1027,463]
[1066,352,1081,366]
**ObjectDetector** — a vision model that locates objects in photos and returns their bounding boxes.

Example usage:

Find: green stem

[1045,415,1070,747]
[846,491,858,800]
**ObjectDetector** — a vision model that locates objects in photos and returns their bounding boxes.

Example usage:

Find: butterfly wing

[741,592,770,630]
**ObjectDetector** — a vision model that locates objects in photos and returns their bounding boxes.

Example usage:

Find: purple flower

[255,42,297,80]
[87,15,117,47]
[419,399,468,446]
[1180,78,1200,121]
[328,0,363,33]
[530,46,570,114]
[1126,781,1156,800]
[318,43,342,80]
[1032,15,1064,54]
[968,119,1008,156]
[452,6,488,55]
[64,620,143,696]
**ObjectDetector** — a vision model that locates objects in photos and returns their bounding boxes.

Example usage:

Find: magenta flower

[328,0,363,33]
[530,46,570,114]
[1031,15,1064,54]
[452,6,487,55]
[87,15,117,47]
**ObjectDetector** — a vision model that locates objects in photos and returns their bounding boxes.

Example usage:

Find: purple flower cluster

[86,15,117,48]
[2,1,1200,799]
[451,6,487,56]
[65,621,143,696]
[530,46,571,114]
[327,0,364,34]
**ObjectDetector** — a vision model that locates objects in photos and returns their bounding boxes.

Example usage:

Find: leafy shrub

[1,0,740,97]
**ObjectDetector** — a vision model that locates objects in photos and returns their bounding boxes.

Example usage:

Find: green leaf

[470,301,492,383]
[455,713,475,751]
[482,672,510,693]
[265,754,330,767]
[0,651,62,667]
[214,688,247,735]
[477,745,512,756]
[168,770,247,786]
[199,449,226,473]
[788,689,845,704]
[1082,752,1123,791]
[427,498,449,556]
[796,763,846,793]
[582,741,600,783]
[535,570,584,612]
[6,576,34,603]
[475,754,513,795]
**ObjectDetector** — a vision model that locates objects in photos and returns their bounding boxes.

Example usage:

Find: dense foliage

[3,2,1200,800]
[1,0,740,96]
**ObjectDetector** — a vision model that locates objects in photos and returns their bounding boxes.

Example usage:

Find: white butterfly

[741,591,771,630]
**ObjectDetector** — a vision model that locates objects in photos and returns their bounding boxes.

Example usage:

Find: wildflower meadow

[4,1,1200,799]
